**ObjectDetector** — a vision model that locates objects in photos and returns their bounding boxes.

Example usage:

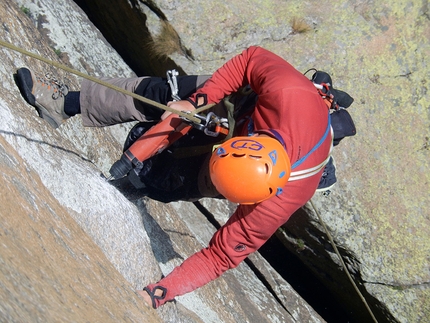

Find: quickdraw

[167,69,229,138]
[182,111,229,137]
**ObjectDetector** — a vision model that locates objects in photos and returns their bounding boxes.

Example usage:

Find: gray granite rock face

[2,0,429,321]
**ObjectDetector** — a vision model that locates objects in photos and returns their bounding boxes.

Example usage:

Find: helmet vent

[209,135,291,204]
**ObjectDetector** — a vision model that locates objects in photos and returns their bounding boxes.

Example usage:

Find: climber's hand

[161,100,195,120]
[137,289,154,307]
[137,285,167,309]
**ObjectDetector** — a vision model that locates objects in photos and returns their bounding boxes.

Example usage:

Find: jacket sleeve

[147,176,317,308]
[188,46,292,105]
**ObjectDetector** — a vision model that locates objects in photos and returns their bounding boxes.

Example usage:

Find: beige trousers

[80,77,151,127]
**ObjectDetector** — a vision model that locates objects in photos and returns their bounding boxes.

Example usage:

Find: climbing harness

[289,147,333,181]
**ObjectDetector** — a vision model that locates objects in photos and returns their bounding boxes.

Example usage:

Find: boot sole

[15,68,61,128]
[15,68,36,106]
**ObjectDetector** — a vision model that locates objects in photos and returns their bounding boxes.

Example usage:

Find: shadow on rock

[134,199,183,264]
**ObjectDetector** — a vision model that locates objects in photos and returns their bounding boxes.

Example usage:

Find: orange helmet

[209,136,291,204]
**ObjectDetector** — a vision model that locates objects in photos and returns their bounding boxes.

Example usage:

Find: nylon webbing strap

[288,113,333,181]
[291,113,331,170]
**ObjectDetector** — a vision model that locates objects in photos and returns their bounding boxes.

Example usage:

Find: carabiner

[167,69,181,101]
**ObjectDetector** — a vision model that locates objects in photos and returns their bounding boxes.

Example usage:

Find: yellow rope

[0,39,213,124]
[309,198,379,323]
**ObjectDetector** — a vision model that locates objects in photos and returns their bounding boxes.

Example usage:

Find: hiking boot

[15,67,70,128]
[316,156,337,192]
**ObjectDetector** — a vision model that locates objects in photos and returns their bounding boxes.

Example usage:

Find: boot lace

[36,72,69,100]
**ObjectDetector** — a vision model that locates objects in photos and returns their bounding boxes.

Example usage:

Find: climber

[14,46,354,308]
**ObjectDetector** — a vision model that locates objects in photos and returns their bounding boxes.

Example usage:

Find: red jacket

[147,46,332,306]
